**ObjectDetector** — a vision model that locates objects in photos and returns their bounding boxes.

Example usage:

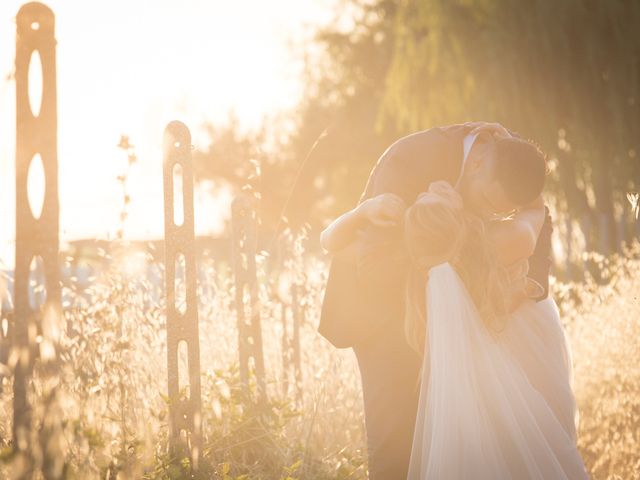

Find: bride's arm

[320,193,406,253]
[486,194,548,310]
[485,194,546,267]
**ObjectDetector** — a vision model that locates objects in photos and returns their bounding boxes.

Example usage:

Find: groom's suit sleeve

[355,153,411,282]
[317,128,463,348]
[527,206,553,301]
[355,128,464,283]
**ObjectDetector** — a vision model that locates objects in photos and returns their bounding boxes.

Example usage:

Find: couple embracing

[318,122,589,479]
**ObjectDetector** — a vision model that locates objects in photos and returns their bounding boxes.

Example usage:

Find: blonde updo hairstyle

[403,185,512,356]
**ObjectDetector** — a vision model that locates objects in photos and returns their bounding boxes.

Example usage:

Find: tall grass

[0,239,638,479]
[559,244,640,479]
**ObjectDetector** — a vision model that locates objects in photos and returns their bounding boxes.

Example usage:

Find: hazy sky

[0,0,336,267]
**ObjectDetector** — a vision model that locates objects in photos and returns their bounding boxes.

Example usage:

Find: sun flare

[0,0,334,267]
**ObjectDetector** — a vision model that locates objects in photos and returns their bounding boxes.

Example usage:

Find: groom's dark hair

[492,137,547,206]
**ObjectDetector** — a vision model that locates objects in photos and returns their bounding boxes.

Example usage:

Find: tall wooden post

[231,192,266,402]
[162,121,202,469]
[13,3,61,472]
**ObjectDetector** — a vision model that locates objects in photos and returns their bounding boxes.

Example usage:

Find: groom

[318,122,552,479]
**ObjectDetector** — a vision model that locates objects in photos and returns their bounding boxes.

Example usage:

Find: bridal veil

[407,263,588,479]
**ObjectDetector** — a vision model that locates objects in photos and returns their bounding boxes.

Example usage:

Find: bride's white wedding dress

[407,263,589,479]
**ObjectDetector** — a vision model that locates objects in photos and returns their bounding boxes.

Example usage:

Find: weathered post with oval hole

[162,121,203,469]
[13,2,62,473]
[231,192,266,403]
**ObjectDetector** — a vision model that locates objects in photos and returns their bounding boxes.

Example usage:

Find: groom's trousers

[353,325,423,480]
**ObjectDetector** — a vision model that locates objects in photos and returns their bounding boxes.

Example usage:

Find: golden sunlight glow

[0,0,334,267]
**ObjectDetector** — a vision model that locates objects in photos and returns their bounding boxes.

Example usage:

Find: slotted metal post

[13,2,61,469]
[162,121,202,469]
[231,192,266,402]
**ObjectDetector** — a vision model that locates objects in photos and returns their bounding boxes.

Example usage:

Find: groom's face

[463,145,517,218]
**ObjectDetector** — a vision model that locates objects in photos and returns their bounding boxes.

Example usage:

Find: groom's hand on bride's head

[358,193,407,228]
[466,121,513,141]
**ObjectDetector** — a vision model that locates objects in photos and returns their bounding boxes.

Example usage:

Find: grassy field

[0,240,639,479]
[561,248,640,479]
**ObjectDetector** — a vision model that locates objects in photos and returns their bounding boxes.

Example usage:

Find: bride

[403,180,588,479]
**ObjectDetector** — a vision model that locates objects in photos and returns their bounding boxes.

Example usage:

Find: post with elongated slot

[231,192,266,402]
[13,2,62,474]
[162,121,203,469]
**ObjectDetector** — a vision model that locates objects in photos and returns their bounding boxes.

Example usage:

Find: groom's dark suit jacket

[318,123,553,348]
